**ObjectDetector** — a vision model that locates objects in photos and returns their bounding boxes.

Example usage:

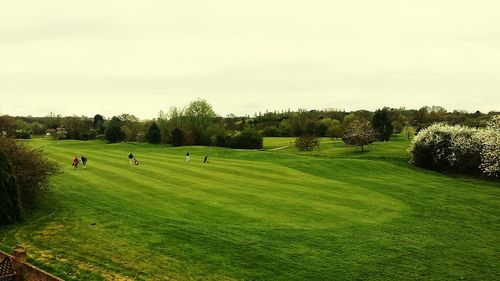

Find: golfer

[72,156,80,170]
[81,155,88,170]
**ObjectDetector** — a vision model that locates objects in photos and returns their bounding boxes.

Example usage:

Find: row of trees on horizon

[0,99,498,149]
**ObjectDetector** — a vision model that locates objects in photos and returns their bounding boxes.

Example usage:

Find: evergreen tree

[105,116,125,143]
[372,107,394,141]
[171,128,184,147]
[93,114,105,134]
[145,122,161,144]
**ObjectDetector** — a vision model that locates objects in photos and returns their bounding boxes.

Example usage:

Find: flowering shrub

[409,116,499,178]
[480,116,500,177]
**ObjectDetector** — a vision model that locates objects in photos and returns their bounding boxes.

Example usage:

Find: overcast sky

[1,0,499,119]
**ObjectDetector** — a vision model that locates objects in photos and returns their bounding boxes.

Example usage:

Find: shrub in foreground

[409,123,482,175]
[409,118,499,177]
[0,150,24,225]
[480,116,500,177]
[0,137,60,211]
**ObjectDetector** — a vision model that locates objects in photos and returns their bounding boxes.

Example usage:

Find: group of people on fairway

[71,151,209,169]
[72,155,88,170]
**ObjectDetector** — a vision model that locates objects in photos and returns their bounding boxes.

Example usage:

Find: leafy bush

[263,126,281,137]
[15,130,32,139]
[0,137,60,210]
[226,128,263,149]
[295,135,319,151]
[0,150,24,225]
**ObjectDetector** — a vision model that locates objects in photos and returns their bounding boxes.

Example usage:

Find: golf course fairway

[0,137,498,280]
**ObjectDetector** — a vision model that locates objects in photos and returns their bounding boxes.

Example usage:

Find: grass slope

[0,137,498,280]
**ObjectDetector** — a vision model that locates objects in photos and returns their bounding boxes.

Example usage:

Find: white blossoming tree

[410,115,500,178]
[480,115,500,177]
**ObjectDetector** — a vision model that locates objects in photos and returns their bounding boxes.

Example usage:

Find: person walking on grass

[81,155,88,170]
[186,151,191,162]
[72,156,80,170]
[203,155,209,163]
[128,153,134,165]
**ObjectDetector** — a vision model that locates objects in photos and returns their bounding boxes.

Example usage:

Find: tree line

[1,100,497,149]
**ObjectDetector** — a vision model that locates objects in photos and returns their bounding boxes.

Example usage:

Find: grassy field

[0,137,498,280]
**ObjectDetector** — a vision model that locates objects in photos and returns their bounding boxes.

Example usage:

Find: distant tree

[372,107,394,141]
[93,114,105,134]
[288,111,308,136]
[391,120,404,134]
[62,115,91,140]
[14,119,32,139]
[415,107,430,129]
[343,119,377,151]
[171,128,184,147]
[326,119,344,139]
[226,128,263,149]
[388,107,406,134]
[54,127,68,140]
[156,110,170,143]
[0,115,18,137]
[119,114,141,142]
[428,106,447,123]
[0,150,23,225]
[167,107,185,130]
[295,135,320,151]
[263,126,281,137]
[30,122,45,135]
[316,119,331,137]
[105,116,125,143]
[402,123,416,140]
[184,99,216,135]
[145,122,161,144]
[210,128,228,147]
[341,113,358,129]
[45,112,63,130]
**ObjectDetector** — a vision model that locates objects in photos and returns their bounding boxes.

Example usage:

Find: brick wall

[0,248,63,281]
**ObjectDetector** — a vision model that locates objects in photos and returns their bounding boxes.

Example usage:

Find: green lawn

[0,137,498,280]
